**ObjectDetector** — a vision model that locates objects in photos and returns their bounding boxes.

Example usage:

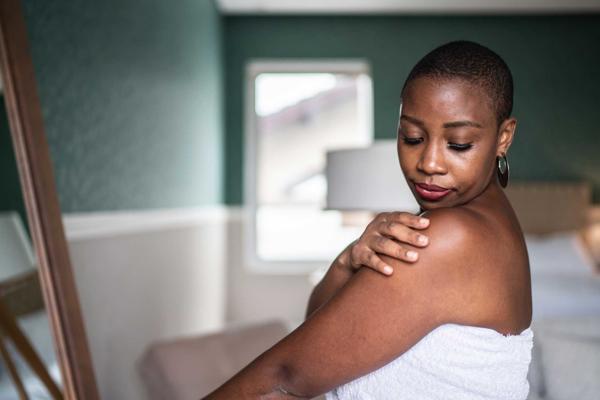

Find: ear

[396,101,404,133]
[496,117,517,156]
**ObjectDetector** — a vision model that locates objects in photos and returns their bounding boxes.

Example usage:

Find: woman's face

[397,76,514,210]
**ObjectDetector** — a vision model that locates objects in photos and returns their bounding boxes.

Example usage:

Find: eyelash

[401,137,473,152]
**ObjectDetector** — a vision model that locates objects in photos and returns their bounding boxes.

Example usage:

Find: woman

[203,40,533,400]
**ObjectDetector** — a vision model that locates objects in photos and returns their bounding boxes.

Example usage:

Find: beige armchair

[138,319,308,399]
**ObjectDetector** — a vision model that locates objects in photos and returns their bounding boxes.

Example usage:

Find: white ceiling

[216,0,600,15]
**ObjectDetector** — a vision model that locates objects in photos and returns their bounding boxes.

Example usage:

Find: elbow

[275,363,320,399]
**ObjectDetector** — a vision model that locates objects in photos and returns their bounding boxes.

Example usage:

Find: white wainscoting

[64,207,229,400]
[224,210,324,327]
[62,206,324,400]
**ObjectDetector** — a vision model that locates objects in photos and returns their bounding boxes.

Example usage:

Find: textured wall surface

[10,10,600,209]
[21,0,223,212]
[224,15,600,204]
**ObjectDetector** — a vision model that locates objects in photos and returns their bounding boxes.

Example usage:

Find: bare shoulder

[419,207,500,262]
[420,207,490,252]
[380,206,529,334]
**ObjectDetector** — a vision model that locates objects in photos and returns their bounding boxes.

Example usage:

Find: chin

[416,202,448,211]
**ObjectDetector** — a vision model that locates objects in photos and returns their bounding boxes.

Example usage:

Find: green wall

[21,0,224,212]
[224,15,600,204]
[7,10,599,211]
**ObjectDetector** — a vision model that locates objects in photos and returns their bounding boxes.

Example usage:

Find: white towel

[325,323,534,400]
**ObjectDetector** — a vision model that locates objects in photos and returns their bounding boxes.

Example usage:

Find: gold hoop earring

[497,153,509,188]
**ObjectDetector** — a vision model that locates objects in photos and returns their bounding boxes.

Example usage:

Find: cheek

[397,147,414,171]
[448,151,478,169]
[451,149,495,183]
[446,149,485,169]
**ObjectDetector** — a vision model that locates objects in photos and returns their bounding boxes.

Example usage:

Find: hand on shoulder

[376,206,499,328]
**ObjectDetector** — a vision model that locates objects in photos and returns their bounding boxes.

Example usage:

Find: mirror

[0,0,99,398]
[0,93,63,398]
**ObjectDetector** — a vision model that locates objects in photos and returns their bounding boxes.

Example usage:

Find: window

[244,60,373,273]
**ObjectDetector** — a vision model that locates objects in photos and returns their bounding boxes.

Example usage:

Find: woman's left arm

[202,210,484,399]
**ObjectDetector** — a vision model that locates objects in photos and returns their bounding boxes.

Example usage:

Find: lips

[413,182,452,201]
[415,182,448,192]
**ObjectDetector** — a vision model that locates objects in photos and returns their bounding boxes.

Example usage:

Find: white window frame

[243,59,373,274]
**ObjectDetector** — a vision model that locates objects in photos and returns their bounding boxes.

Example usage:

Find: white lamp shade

[325,140,420,213]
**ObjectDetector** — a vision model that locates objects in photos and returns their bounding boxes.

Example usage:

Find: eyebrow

[400,114,483,129]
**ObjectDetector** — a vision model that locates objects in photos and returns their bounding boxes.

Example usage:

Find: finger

[381,221,429,248]
[366,251,395,275]
[371,235,419,263]
[374,211,390,224]
[364,213,386,233]
[350,242,374,270]
[352,245,395,274]
[390,211,430,229]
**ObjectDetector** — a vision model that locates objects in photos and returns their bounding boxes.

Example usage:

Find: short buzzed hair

[401,40,514,126]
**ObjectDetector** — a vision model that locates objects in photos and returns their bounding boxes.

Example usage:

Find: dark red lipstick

[414,182,452,201]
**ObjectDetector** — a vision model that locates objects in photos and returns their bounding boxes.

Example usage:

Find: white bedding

[524,231,600,400]
[524,231,600,320]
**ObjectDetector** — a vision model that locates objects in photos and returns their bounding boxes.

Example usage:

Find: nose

[417,140,448,175]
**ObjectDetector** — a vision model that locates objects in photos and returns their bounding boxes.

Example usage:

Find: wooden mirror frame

[0,0,100,398]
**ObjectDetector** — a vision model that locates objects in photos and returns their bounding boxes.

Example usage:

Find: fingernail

[407,251,418,260]
[420,218,429,225]
[418,235,428,245]
[383,265,393,275]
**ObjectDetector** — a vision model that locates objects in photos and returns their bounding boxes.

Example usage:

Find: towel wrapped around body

[325,323,534,400]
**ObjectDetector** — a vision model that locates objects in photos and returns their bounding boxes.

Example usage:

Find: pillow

[524,230,596,278]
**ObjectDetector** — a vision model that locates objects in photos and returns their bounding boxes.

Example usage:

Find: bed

[505,181,600,400]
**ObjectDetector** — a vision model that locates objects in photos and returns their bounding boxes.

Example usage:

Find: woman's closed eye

[448,142,473,151]
[401,137,423,145]
[401,137,473,152]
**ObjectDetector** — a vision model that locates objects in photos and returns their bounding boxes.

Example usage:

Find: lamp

[307,140,420,286]
[325,140,420,215]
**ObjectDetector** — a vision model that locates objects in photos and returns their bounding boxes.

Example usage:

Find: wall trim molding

[217,0,600,15]
[63,205,244,241]
[62,205,322,277]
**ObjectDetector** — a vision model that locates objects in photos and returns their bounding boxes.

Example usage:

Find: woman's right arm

[203,208,486,400]
[305,212,430,319]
